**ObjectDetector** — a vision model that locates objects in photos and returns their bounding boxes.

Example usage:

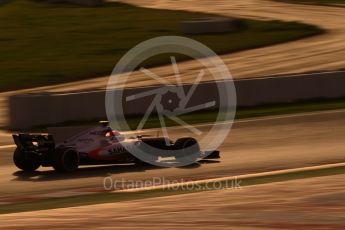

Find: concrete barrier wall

[8,70,345,129]
[236,71,345,106]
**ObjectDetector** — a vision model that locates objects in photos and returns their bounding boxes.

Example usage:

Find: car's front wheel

[174,137,200,158]
[13,148,41,172]
[52,148,79,172]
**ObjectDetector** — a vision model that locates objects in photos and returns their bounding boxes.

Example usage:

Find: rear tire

[52,148,79,172]
[13,148,40,172]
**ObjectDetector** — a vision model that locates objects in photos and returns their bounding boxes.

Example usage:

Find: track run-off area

[0,109,344,198]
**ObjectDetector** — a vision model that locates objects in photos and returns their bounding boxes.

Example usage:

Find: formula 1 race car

[12,121,220,172]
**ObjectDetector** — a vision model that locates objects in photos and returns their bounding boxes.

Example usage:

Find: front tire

[174,137,200,158]
[52,148,79,172]
[13,148,40,172]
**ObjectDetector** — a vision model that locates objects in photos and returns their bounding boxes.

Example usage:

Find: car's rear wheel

[52,148,79,172]
[13,148,41,172]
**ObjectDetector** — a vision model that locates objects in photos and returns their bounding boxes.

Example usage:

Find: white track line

[196,108,345,128]
[112,162,345,193]
[128,108,345,134]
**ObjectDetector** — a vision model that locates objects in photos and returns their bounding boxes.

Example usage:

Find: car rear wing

[13,134,55,151]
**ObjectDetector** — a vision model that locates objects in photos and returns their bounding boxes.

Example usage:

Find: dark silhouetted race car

[12,122,219,172]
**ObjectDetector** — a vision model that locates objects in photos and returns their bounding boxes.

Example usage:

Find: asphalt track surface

[0,0,344,224]
[118,0,345,77]
[0,109,344,198]
[0,174,344,229]
[1,0,345,127]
